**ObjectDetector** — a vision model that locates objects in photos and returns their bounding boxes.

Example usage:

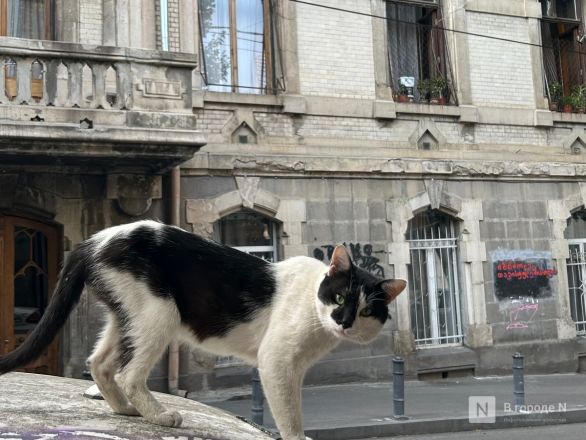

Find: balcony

[0,38,205,173]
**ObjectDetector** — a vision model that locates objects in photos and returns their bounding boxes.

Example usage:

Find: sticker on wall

[491,249,557,300]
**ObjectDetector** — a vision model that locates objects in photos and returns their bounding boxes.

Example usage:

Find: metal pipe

[168,166,186,397]
[250,367,264,425]
[513,352,525,410]
[392,356,408,420]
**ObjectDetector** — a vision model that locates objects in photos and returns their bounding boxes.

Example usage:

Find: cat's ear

[379,279,407,304]
[327,245,352,276]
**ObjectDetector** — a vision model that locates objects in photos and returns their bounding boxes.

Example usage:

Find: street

[373,422,586,440]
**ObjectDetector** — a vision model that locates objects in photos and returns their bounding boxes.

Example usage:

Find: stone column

[386,199,415,354]
[459,199,493,347]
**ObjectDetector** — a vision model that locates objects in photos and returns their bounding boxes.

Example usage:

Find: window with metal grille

[214,211,278,366]
[386,0,456,105]
[406,209,463,347]
[198,0,283,94]
[565,210,586,335]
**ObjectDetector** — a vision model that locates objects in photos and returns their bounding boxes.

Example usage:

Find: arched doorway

[0,214,61,374]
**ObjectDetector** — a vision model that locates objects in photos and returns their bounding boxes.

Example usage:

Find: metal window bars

[567,240,586,335]
[407,211,463,347]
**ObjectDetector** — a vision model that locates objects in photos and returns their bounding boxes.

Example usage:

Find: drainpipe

[168,166,187,397]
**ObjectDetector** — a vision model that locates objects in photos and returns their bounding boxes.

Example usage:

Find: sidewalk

[201,373,586,439]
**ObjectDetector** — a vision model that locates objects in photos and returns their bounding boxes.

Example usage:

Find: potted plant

[396,83,410,103]
[561,95,573,113]
[417,79,431,104]
[548,81,562,111]
[571,85,586,113]
[431,76,450,105]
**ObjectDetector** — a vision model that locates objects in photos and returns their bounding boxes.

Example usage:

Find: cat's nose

[341,320,353,329]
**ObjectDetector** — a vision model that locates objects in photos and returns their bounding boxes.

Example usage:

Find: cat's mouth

[332,327,355,340]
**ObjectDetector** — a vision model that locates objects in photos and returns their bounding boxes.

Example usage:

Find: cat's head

[316,245,406,344]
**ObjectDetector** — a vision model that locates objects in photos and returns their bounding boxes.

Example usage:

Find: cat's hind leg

[89,313,139,416]
[116,299,183,427]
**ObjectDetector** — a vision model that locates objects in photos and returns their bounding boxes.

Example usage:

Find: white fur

[88,226,386,440]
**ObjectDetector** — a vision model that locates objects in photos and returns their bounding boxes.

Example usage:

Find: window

[0,215,60,374]
[0,0,55,40]
[217,211,278,262]
[199,0,275,94]
[387,0,455,104]
[407,209,463,347]
[540,0,584,100]
[214,211,278,366]
[565,210,586,335]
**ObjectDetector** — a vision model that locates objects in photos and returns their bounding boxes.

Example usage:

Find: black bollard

[251,367,264,425]
[392,356,408,420]
[512,352,525,410]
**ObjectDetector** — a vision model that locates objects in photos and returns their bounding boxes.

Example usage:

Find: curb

[305,408,586,439]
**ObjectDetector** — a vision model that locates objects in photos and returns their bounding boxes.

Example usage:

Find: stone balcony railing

[0,38,205,173]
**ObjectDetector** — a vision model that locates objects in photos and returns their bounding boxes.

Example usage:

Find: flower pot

[563,104,573,113]
[398,95,409,103]
[438,96,447,106]
[549,101,558,112]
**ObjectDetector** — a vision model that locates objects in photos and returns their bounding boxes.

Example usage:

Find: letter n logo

[469,396,496,423]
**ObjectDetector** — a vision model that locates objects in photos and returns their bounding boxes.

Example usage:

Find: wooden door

[0,215,60,375]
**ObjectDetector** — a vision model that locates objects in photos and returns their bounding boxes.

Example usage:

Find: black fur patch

[93,224,277,341]
[318,264,389,327]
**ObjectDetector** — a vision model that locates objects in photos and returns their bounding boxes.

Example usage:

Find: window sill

[552,111,586,123]
[195,90,281,108]
[394,102,461,117]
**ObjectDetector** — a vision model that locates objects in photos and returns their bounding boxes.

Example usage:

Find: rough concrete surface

[0,372,272,440]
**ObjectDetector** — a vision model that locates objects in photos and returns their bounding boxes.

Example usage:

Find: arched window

[216,211,278,262]
[565,210,586,335]
[214,210,278,367]
[407,209,463,347]
[0,214,60,374]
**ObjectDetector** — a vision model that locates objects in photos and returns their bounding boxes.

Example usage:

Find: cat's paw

[151,410,183,427]
[115,404,140,416]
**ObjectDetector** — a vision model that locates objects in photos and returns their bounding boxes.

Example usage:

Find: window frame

[406,210,464,348]
[386,0,455,104]
[198,0,275,94]
[0,0,55,41]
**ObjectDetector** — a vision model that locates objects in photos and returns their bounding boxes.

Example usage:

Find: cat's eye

[335,294,345,305]
[360,307,373,317]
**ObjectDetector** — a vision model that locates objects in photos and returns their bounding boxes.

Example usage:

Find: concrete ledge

[0,372,272,440]
[305,409,586,440]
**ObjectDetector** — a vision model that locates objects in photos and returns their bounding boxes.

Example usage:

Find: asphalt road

[369,422,586,440]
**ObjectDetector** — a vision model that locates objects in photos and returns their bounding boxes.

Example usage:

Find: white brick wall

[467,12,535,108]
[79,0,103,45]
[296,0,376,99]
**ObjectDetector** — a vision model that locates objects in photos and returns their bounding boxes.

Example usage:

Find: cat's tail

[0,242,91,375]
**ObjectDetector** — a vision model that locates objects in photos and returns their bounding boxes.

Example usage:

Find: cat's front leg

[258,355,307,440]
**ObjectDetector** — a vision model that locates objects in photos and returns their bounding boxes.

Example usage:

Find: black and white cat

[0,220,406,440]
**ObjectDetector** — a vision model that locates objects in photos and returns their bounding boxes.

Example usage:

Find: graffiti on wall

[505,297,540,331]
[492,249,557,300]
[491,249,555,331]
[313,243,385,277]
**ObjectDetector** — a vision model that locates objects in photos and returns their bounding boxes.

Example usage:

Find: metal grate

[567,240,586,335]
[407,211,463,347]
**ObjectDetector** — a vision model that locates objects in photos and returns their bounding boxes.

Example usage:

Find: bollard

[392,356,408,420]
[512,352,525,410]
[250,367,264,425]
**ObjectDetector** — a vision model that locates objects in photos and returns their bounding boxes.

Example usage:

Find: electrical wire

[288,0,585,55]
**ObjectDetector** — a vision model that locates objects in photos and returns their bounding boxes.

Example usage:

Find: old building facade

[3,0,586,392]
